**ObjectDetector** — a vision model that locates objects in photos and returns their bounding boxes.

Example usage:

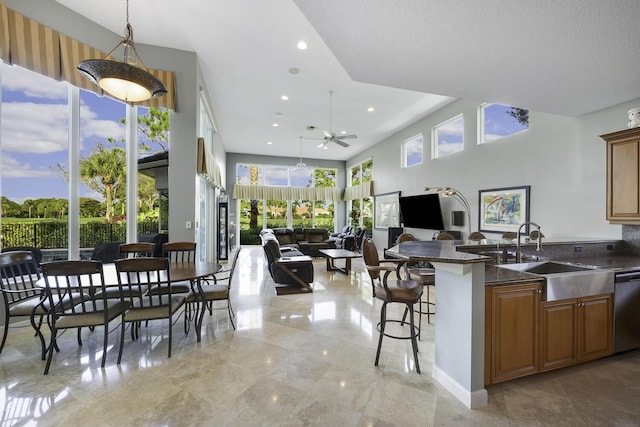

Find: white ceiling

[55,0,640,162]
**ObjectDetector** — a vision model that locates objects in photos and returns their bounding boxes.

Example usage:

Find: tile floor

[1,246,639,426]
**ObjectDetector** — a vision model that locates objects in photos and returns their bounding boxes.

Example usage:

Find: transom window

[401,133,423,167]
[479,103,529,144]
[432,114,464,159]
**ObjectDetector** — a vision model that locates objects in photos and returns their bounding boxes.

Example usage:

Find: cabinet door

[540,299,578,372]
[578,294,613,362]
[609,139,640,220]
[489,283,540,383]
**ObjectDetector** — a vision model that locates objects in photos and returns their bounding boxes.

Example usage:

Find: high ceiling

[55,0,640,161]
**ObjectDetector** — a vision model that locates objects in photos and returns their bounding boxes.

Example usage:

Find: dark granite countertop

[387,240,490,264]
[387,238,640,285]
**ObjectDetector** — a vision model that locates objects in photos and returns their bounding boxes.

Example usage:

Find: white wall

[347,98,636,249]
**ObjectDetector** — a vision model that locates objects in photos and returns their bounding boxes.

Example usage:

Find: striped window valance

[197,137,223,189]
[343,181,374,200]
[0,4,177,111]
[232,184,343,202]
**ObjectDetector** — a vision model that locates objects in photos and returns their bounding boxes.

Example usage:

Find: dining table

[34,259,222,357]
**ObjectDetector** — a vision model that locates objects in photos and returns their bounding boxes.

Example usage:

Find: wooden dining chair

[186,248,241,337]
[147,242,198,296]
[163,242,196,263]
[119,242,154,258]
[0,251,47,357]
[40,260,127,374]
[114,257,186,362]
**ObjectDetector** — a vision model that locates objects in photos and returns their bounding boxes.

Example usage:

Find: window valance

[343,181,374,200]
[197,137,223,189]
[0,4,177,111]
[232,184,342,201]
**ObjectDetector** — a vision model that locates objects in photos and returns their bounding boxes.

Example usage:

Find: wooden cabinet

[485,282,542,385]
[601,128,640,224]
[539,293,613,372]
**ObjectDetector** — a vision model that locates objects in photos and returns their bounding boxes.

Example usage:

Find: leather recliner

[261,233,314,286]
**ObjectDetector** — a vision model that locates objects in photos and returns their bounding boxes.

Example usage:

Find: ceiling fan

[308,91,357,148]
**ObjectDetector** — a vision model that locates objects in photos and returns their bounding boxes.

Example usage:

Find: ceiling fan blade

[338,134,357,139]
[333,139,350,148]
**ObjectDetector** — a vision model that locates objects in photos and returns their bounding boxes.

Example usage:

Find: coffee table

[319,249,361,274]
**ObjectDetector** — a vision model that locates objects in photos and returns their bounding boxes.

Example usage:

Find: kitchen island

[386,240,491,409]
[387,237,639,409]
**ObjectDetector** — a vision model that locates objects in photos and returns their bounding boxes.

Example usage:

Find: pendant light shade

[77,1,166,103]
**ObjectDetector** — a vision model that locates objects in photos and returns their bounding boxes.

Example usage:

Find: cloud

[1,63,67,100]
[0,153,55,178]
[1,102,69,153]
[1,101,126,155]
[437,140,463,156]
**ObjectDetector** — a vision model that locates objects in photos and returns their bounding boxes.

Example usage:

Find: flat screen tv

[399,194,445,230]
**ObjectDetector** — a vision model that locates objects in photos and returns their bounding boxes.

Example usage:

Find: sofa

[261,230,314,286]
[261,227,335,257]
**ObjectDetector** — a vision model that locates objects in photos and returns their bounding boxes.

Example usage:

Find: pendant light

[296,136,307,169]
[77,0,167,103]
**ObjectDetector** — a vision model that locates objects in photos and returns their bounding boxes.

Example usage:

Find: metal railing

[0,220,159,249]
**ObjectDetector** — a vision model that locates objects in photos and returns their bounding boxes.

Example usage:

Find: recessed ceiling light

[267,141,272,145]
[289,67,300,75]
[297,40,308,50]
[272,123,279,127]
[368,107,375,112]
[281,95,289,101]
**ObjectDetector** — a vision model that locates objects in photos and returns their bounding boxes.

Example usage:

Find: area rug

[275,285,312,295]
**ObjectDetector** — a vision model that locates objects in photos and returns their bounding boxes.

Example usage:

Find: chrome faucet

[516,222,542,263]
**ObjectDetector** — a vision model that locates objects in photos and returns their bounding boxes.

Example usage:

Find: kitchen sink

[497,261,614,301]
[498,261,594,275]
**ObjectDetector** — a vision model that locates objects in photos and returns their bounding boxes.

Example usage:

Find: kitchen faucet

[516,222,542,263]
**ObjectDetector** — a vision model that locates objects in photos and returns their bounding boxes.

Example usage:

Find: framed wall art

[374,191,401,229]
[478,186,530,234]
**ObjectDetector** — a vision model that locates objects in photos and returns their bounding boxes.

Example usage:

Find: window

[235,163,337,242]
[479,103,529,144]
[432,114,464,158]
[402,133,423,167]
[349,159,373,235]
[1,61,168,259]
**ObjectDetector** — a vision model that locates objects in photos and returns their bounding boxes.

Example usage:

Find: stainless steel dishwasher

[614,271,640,353]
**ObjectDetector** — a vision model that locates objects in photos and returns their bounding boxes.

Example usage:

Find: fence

[0,220,159,249]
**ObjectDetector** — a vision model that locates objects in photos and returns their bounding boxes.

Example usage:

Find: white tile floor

[1,246,639,426]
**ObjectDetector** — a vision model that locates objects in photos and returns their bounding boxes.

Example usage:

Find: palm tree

[80,144,126,222]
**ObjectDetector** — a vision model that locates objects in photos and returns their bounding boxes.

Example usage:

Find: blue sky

[0,62,141,204]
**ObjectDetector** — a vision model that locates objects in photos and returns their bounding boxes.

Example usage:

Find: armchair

[261,233,314,287]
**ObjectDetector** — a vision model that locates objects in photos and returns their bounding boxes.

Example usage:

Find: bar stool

[362,238,423,373]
